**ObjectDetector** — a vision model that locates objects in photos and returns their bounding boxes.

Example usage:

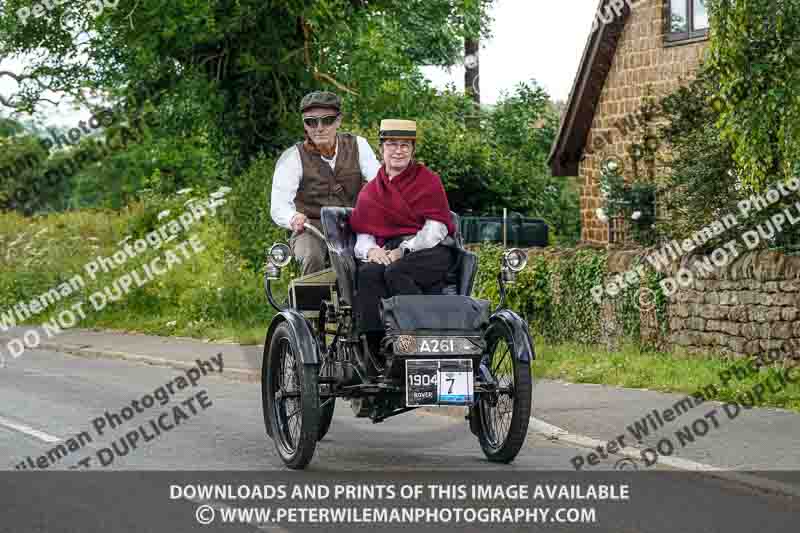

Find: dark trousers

[355,245,453,333]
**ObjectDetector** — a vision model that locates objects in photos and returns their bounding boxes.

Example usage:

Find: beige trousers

[289,230,328,275]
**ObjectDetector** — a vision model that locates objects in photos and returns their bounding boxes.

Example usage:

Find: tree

[706,0,800,189]
[0,0,495,173]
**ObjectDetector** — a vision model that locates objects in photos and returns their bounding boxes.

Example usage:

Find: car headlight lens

[268,243,292,267]
[504,249,527,272]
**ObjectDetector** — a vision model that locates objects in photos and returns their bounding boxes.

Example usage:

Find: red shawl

[349,162,455,243]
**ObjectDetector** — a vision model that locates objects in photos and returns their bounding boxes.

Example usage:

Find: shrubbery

[0,192,279,343]
[650,66,800,253]
[472,245,612,344]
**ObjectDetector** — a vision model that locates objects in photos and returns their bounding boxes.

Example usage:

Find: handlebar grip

[302,222,334,252]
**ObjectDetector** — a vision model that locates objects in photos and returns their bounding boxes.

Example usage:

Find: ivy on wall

[471,245,671,349]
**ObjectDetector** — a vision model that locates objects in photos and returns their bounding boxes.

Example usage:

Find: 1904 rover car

[262,207,534,469]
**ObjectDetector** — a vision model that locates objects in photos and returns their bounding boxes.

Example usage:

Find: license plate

[405,359,474,407]
[394,336,482,356]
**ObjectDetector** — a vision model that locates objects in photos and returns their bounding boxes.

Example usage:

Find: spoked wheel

[264,322,320,469]
[475,320,532,463]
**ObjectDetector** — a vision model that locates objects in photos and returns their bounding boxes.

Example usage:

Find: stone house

[548,0,710,245]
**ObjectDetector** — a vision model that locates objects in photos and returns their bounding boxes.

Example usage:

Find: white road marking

[529,415,800,498]
[0,415,62,443]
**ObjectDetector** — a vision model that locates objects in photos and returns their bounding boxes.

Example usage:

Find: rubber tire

[475,320,532,463]
[261,337,273,438]
[265,321,320,469]
[318,399,336,441]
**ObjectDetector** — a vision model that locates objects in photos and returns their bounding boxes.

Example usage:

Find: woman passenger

[349,119,456,354]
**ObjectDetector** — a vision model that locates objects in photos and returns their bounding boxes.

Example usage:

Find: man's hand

[388,248,404,263]
[290,213,307,233]
[367,247,391,265]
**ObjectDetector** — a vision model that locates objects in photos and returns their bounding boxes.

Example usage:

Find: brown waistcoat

[294,133,363,224]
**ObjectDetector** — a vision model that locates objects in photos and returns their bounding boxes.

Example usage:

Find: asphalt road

[1,349,798,532]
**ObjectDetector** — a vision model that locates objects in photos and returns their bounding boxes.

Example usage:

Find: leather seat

[320,207,478,306]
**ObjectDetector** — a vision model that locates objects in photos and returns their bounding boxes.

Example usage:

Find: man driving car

[270,91,381,275]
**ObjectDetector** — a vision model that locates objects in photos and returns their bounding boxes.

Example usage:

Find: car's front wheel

[265,321,320,469]
[474,320,532,463]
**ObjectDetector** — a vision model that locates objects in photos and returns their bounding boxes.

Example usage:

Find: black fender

[264,310,321,366]
[488,308,535,363]
[469,309,534,436]
[262,311,320,439]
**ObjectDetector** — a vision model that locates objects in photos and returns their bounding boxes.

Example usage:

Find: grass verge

[535,340,800,412]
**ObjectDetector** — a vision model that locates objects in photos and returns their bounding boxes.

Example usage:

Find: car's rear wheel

[265,322,320,469]
[475,320,532,463]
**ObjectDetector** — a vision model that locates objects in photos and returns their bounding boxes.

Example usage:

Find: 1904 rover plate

[405,359,474,407]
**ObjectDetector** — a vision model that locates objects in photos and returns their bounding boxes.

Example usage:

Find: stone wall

[603,248,800,361]
[580,0,709,244]
[664,251,800,360]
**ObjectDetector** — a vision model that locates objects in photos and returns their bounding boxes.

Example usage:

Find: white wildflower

[184,198,198,206]
[177,188,194,195]
[631,211,642,221]
[34,227,49,237]
[216,186,232,195]
[210,191,226,199]
[595,208,609,223]
[88,237,100,242]
[157,210,171,220]
[166,320,177,327]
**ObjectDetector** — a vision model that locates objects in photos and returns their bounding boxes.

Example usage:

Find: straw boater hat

[379,119,417,141]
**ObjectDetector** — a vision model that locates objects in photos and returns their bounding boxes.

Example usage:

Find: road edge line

[0,335,259,383]
[529,415,800,498]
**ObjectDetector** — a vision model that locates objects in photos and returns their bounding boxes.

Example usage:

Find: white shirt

[354,219,448,260]
[270,136,380,229]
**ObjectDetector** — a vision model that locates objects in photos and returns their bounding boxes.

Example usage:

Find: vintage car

[262,207,534,469]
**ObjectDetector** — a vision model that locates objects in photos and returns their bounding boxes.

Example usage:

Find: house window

[665,0,709,43]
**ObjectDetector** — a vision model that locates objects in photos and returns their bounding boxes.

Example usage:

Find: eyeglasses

[303,115,339,129]
[384,141,413,152]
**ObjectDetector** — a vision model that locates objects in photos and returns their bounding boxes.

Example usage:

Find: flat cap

[300,91,342,113]
[379,119,417,141]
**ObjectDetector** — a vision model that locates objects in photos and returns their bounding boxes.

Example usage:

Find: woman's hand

[388,248,404,263]
[367,247,392,265]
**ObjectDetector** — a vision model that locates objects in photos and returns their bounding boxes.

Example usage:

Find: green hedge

[471,245,666,347]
